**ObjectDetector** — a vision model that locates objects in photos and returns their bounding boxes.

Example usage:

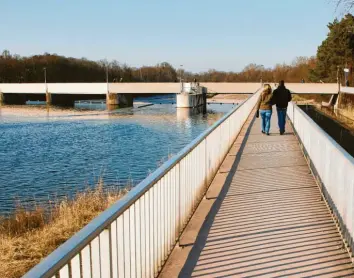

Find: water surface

[0,95,235,214]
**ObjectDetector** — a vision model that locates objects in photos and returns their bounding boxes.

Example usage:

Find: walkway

[161,109,354,277]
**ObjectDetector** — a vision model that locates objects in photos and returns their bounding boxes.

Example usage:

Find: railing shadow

[178,113,257,277]
[176,111,354,277]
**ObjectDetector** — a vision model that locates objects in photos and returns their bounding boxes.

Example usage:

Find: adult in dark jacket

[272,80,292,135]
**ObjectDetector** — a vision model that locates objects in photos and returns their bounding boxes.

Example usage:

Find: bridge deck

[161,109,354,277]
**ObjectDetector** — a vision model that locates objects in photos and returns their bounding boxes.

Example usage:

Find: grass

[0,180,128,278]
[337,93,354,121]
[295,92,354,132]
[291,93,332,104]
[206,93,217,98]
[291,93,354,121]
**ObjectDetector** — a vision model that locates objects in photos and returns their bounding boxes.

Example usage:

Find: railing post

[204,138,207,190]
[178,162,181,242]
[293,102,295,127]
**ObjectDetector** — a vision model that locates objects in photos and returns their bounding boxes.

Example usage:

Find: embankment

[0,183,127,278]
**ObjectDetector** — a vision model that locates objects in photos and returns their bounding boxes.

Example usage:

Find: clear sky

[1,0,343,72]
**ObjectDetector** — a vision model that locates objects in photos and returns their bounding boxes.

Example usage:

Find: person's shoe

[261,131,265,134]
[266,133,270,136]
[280,131,285,135]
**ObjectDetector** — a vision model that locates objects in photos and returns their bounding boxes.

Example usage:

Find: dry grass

[315,93,354,131]
[292,93,354,122]
[337,93,354,121]
[291,93,331,104]
[0,181,128,278]
[337,107,354,122]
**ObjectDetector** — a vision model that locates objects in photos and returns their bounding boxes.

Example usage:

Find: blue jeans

[260,110,272,134]
[277,108,287,133]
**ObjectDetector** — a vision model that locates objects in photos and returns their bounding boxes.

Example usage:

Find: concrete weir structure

[176,83,207,108]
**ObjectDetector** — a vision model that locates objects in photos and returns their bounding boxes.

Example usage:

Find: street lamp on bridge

[179,65,184,86]
[344,67,350,86]
[43,67,47,92]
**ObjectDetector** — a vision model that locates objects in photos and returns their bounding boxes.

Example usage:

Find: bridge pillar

[46,92,52,105]
[202,87,207,113]
[0,92,4,106]
[106,93,133,108]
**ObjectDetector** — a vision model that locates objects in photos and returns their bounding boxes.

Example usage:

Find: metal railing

[24,91,261,278]
[340,85,354,95]
[179,82,201,94]
[287,101,354,257]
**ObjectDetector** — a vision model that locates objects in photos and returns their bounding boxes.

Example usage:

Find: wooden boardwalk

[161,110,354,277]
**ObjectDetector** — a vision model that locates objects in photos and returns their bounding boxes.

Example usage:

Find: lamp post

[105,63,110,94]
[344,67,350,87]
[43,67,47,92]
[179,65,183,92]
[260,64,264,84]
[43,67,51,105]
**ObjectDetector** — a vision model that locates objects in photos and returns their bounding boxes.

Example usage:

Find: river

[0,95,235,214]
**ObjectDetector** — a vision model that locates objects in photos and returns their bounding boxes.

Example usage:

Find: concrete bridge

[23,91,354,277]
[0,82,343,107]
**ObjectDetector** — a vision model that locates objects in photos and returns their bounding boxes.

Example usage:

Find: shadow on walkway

[179,116,256,277]
[175,113,354,277]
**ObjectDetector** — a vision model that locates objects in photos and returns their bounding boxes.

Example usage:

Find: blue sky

[1,0,342,72]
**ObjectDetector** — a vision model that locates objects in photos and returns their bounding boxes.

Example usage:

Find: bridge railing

[287,102,354,257]
[340,86,354,95]
[24,91,261,278]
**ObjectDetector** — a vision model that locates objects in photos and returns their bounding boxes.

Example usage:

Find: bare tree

[336,0,354,12]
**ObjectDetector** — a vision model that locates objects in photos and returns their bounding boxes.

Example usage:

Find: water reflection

[0,96,235,214]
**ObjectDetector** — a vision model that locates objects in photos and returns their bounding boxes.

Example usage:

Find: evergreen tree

[313,14,354,83]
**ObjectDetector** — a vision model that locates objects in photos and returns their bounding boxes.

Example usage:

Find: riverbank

[300,105,354,156]
[291,93,332,104]
[0,182,127,278]
[337,92,354,122]
[292,93,354,132]
[316,106,354,132]
[0,102,147,119]
[207,93,250,104]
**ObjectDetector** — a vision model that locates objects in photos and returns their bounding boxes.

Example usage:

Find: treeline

[1,14,353,84]
[0,51,178,83]
[0,51,316,83]
[185,57,316,83]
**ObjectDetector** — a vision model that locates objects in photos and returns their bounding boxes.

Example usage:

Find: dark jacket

[256,91,273,111]
[272,85,292,108]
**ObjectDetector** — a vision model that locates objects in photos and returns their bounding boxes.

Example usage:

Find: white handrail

[340,86,354,95]
[24,91,261,278]
[288,102,354,258]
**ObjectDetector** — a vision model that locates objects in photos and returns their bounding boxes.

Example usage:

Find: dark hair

[279,80,285,86]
